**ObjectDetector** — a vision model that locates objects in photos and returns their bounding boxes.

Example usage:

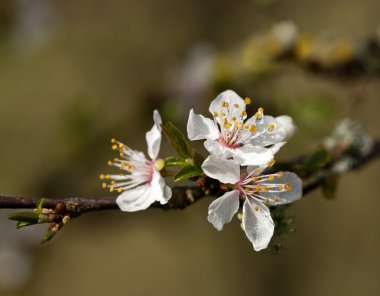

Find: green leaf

[191,149,205,169]
[165,156,187,167]
[16,221,36,229]
[297,149,330,172]
[173,165,203,182]
[35,198,46,213]
[8,212,40,223]
[163,122,192,159]
[322,175,339,199]
[41,231,57,244]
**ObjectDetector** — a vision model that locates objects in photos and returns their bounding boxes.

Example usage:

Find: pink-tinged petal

[116,183,152,212]
[201,155,241,184]
[187,109,219,141]
[204,139,234,158]
[146,111,163,160]
[232,144,274,166]
[242,198,274,251]
[207,190,240,231]
[259,172,302,205]
[276,115,296,141]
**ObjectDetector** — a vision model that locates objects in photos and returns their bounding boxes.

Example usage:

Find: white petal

[204,139,234,158]
[207,190,240,231]
[146,111,163,159]
[250,116,287,147]
[153,110,162,131]
[247,164,268,176]
[201,155,240,184]
[152,170,172,205]
[209,90,245,118]
[232,144,274,166]
[276,115,296,141]
[242,198,274,251]
[260,172,303,205]
[270,141,286,155]
[187,109,219,141]
[116,183,153,212]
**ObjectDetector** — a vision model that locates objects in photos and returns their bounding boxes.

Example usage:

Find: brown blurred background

[0,0,380,295]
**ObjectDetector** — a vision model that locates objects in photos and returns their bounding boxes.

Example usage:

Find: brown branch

[1,141,380,217]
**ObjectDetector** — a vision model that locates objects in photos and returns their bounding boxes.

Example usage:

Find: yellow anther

[213,112,218,118]
[111,138,116,143]
[254,112,260,118]
[231,116,237,121]
[245,97,251,105]
[106,175,111,180]
[258,107,264,113]
[120,153,125,158]
[113,158,119,162]
[221,112,226,117]
[268,175,275,181]
[254,206,259,212]
[102,182,107,189]
[99,174,105,180]
[234,104,239,108]
[118,143,124,149]
[235,122,243,128]
[278,185,284,191]
[244,125,249,129]
[241,110,247,117]
[117,188,123,193]
[111,180,116,185]
[274,197,280,202]
[254,168,260,174]
[252,176,259,182]
[277,172,284,178]
[268,159,276,167]
[268,124,275,131]
[255,185,262,192]
[127,164,134,170]
[222,101,229,108]
[112,144,118,150]
[285,183,292,191]
[109,186,114,192]
[249,125,257,133]
[107,160,113,166]
[264,186,269,192]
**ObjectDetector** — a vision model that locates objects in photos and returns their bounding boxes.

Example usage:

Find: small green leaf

[36,198,46,213]
[297,149,330,172]
[165,156,187,167]
[16,221,36,229]
[173,165,203,182]
[191,149,205,169]
[8,212,40,223]
[163,122,192,159]
[322,175,339,199]
[41,231,57,244]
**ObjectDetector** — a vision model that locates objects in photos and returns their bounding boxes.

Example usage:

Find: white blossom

[187,90,296,166]
[101,110,172,212]
[202,155,302,251]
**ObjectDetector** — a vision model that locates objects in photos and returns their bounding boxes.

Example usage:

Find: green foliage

[173,165,203,182]
[163,121,192,159]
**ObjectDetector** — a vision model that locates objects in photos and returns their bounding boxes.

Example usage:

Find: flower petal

[151,169,172,205]
[242,198,274,251]
[276,115,296,141]
[259,172,303,205]
[250,116,287,147]
[207,190,240,231]
[232,144,274,166]
[204,139,234,158]
[116,183,153,212]
[209,90,245,120]
[201,155,240,184]
[187,109,219,141]
[146,111,162,160]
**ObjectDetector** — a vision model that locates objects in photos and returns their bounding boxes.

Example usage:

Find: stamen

[213,112,218,117]
[249,125,257,133]
[268,124,275,131]
[244,97,251,105]
[285,183,292,191]
[277,172,284,178]
[268,175,275,181]
[268,159,276,167]
[234,104,239,108]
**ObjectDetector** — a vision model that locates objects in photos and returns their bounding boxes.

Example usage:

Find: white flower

[202,155,302,251]
[187,90,296,165]
[100,110,172,212]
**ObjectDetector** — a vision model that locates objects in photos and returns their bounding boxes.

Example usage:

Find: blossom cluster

[101,90,302,251]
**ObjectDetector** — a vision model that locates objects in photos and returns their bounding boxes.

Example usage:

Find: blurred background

[0,0,380,295]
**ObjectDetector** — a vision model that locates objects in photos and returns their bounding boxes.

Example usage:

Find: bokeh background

[0,0,380,295]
